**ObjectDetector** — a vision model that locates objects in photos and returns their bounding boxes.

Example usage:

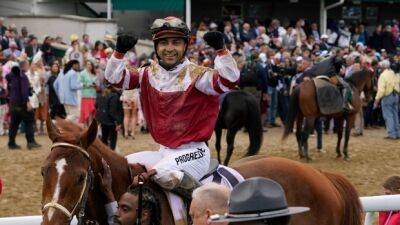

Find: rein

[42,142,94,225]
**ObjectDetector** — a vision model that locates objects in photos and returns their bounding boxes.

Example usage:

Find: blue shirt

[53,69,82,106]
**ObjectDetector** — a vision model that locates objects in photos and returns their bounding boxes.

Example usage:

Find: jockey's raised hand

[203,31,225,51]
[116,34,138,54]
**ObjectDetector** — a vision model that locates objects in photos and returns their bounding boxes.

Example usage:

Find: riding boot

[337,76,353,112]
[171,172,201,203]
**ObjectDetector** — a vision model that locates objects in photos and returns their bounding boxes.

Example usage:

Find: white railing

[360,194,400,225]
[0,215,77,225]
[1,195,399,225]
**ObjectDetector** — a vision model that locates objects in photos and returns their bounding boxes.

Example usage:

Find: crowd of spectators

[0,15,399,151]
[187,17,400,140]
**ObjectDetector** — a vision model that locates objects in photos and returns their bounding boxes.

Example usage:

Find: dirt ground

[0,126,399,217]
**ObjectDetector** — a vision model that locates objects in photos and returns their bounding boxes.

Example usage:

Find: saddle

[313,76,344,115]
[167,159,244,225]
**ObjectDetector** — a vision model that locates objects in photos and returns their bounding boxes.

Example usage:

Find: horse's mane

[53,118,128,164]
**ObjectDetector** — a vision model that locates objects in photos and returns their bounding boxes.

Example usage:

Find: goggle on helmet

[150,17,190,41]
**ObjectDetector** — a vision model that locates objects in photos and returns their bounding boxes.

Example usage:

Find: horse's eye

[78,174,85,184]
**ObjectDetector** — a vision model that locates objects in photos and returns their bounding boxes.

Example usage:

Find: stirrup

[171,172,201,202]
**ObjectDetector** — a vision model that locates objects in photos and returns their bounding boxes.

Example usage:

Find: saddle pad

[200,165,245,188]
[167,165,244,225]
[313,78,343,115]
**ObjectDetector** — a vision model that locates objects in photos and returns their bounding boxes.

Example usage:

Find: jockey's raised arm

[195,32,240,95]
[104,35,140,90]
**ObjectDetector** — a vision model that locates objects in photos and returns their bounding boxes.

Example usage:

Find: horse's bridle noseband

[42,142,94,224]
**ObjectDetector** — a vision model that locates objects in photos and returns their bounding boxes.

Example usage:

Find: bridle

[42,142,94,225]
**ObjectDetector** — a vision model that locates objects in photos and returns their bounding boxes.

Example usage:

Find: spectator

[382,25,397,55]
[19,26,30,48]
[379,176,400,225]
[223,23,236,48]
[309,22,320,43]
[240,23,256,42]
[28,52,48,134]
[369,25,383,51]
[257,26,270,45]
[210,177,309,225]
[0,18,7,36]
[196,21,209,45]
[79,60,98,126]
[104,34,116,49]
[98,159,162,225]
[6,61,41,150]
[337,20,351,48]
[96,85,123,150]
[3,42,21,60]
[255,53,269,127]
[209,22,218,32]
[319,34,331,51]
[374,60,400,139]
[23,35,39,62]
[0,65,7,136]
[121,88,139,139]
[190,183,230,225]
[295,19,307,47]
[2,29,21,50]
[357,24,369,45]
[266,51,280,127]
[41,36,55,66]
[53,60,82,123]
[46,62,65,119]
[82,34,93,51]
[65,36,84,66]
[327,27,339,47]
[92,40,107,65]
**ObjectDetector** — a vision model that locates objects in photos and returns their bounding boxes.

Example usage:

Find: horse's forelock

[54,119,84,133]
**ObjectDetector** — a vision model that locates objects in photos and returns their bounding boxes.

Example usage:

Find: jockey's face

[156,37,186,67]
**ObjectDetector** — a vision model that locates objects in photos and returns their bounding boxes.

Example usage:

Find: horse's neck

[86,141,132,223]
[89,141,132,195]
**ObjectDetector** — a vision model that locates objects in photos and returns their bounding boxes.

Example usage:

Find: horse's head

[347,69,375,102]
[362,70,375,102]
[41,118,98,225]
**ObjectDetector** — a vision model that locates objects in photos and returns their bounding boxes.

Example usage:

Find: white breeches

[126,142,210,190]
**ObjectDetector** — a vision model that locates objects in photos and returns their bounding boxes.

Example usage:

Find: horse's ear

[46,114,61,142]
[80,119,98,150]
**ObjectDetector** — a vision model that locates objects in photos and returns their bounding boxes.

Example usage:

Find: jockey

[298,55,353,111]
[105,17,240,197]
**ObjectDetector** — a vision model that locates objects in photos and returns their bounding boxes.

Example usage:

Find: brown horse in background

[41,118,363,225]
[283,69,374,161]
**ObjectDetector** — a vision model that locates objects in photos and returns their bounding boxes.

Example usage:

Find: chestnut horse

[283,69,374,161]
[41,118,362,225]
